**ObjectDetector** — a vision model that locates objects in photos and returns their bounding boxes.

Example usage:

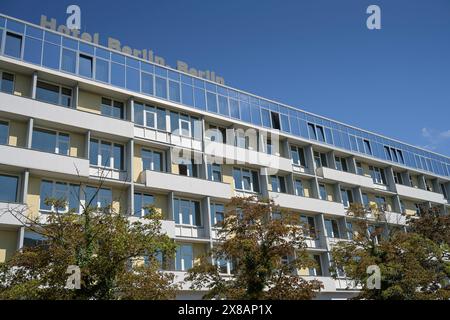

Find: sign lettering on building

[40,15,225,85]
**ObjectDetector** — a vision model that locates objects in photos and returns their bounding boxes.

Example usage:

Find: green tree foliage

[186,196,323,300]
[0,195,178,300]
[330,203,450,300]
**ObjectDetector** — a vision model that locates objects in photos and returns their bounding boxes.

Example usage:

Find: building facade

[0,13,449,300]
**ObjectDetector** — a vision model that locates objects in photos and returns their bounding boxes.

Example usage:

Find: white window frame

[211,203,225,226]
[142,148,163,172]
[174,198,202,227]
[33,126,71,156]
[176,244,193,271]
[101,97,125,119]
[134,192,155,217]
[39,180,80,214]
[91,138,125,171]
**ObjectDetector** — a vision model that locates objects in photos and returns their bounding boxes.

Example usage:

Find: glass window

[95,58,109,82]
[100,141,111,167]
[316,126,325,142]
[39,180,53,211]
[167,80,180,102]
[364,139,372,155]
[36,81,59,104]
[32,128,57,154]
[229,99,240,119]
[61,87,72,107]
[89,139,98,165]
[5,32,22,58]
[206,91,218,113]
[111,62,125,87]
[113,144,124,170]
[208,163,222,182]
[0,174,18,203]
[240,102,251,122]
[319,184,327,200]
[176,244,193,271]
[324,127,333,144]
[0,72,14,94]
[134,103,144,125]
[142,149,163,172]
[126,67,140,91]
[79,54,93,78]
[57,133,70,155]
[24,36,42,65]
[291,146,306,167]
[181,84,194,106]
[211,203,225,226]
[42,42,60,70]
[141,72,154,95]
[134,193,154,217]
[155,77,167,99]
[271,112,280,130]
[194,87,206,110]
[0,121,8,145]
[294,180,304,196]
[218,95,229,116]
[60,48,76,73]
[325,219,340,238]
[308,123,317,140]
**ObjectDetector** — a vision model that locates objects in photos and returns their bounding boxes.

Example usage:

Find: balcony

[128,216,175,238]
[316,167,375,189]
[0,92,134,138]
[0,144,90,177]
[0,202,27,227]
[89,166,128,181]
[334,278,361,291]
[175,225,208,239]
[269,191,347,216]
[141,170,232,200]
[396,184,446,204]
[205,140,292,173]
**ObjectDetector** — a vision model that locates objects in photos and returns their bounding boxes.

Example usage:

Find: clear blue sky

[1,0,449,156]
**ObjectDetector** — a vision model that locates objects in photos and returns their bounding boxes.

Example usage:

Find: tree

[186,196,323,300]
[330,203,450,300]
[0,185,179,300]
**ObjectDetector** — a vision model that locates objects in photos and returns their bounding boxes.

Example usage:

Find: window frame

[0,70,15,94]
[89,138,125,171]
[35,79,73,108]
[39,179,80,213]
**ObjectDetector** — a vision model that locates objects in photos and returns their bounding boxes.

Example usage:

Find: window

[314,151,328,168]
[95,58,109,82]
[175,245,193,271]
[141,72,154,95]
[210,203,225,226]
[291,146,306,167]
[356,162,363,175]
[375,196,386,210]
[233,168,260,193]
[363,139,372,155]
[178,158,198,178]
[308,123,316,140]
[39,180,80,213]
[101,98,124,119]
[0,174,19,203]
[394,172,403,185]
[265,139,273,155]
[316,126,325,142]
[261,109,271,128]
[136,103,166,131]
[89,139,124,170]
[208,163,222,182]
[174,198,201,226]
[133,193,154,217]
[234,130,250,149]
[384,146,392,161]
[0,120,8,145]
[271,175,286,193]
[341,189,353,207]
[319,184,327,200]
[170,112,201,140]
[294,180,304,196]
[335,157,348,172]
[155,76,167,99]
[85,186,112,210]
[142,149,163,172]
[5,32,22,58]
[325,219,340,238]
[36,81,72,107]
[0,72,14,94]
[369,166,386,185]
[362,193,370,208]
[79,54,93,78]
[32,128,69,155]
[309,255,322,276]
[300,215,316,238]
[270,112,280,130]
[207,125,227,144]
[346,221,354,240]
[61,48,77,74]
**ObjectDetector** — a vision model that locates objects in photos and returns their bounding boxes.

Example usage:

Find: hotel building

[0,13,449,300]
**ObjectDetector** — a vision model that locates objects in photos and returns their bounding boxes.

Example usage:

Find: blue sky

[1,0,449,156]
